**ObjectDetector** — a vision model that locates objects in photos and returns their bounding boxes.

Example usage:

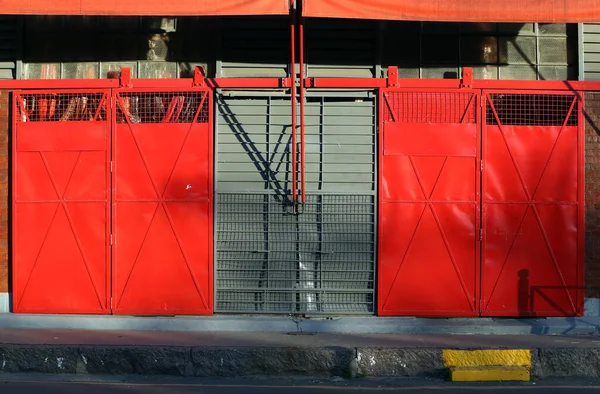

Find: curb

[443,350,531,381]
[2,345,600,379]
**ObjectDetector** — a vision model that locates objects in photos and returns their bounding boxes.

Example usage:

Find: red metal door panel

[481,91,584,316]
[112,89,213,315]
[13,90,111,314]
[378,90,480,316]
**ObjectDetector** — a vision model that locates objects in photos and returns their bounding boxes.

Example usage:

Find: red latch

[193,66,206,87]
[461,67,473,88]
[387,66,399,88]
[119,67,132,88]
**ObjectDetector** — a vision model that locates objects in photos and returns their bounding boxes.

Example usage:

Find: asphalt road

[3,378,600,394]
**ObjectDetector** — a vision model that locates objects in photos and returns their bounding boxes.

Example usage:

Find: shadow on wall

[217,99,294,206]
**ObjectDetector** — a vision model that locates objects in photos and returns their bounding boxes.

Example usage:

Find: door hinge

[479,229,484,241]
[480,160,483,173]
[110,234,114,245]
[110,161,114,172]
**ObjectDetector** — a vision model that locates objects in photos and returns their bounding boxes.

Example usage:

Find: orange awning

[0,0,290,16]
[302,0,600,23]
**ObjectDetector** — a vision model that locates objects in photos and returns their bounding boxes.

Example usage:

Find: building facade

[0,13,598,316]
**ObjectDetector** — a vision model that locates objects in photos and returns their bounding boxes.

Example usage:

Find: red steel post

[290,6,297,205]
[299,11,306,205]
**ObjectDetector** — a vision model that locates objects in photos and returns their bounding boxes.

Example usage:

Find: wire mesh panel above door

[215,95,376,314]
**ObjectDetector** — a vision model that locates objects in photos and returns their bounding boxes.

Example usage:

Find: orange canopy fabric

[0,0,290,16]
[302,0,600,23]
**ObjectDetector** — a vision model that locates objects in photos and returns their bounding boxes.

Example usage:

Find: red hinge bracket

[193,66,206,87]
[305,77,315,88]
[387,66,399,88]
[279,77,292,88]
[461,67,473,89]
[120,67,132,88]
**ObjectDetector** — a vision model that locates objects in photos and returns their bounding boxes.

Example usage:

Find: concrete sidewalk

[1,328,600,379]
[2,313,600,335]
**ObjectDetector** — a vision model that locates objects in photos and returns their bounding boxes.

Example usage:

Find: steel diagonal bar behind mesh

[93,94,106,121]
[383,93,397,123]
[460,94,475,124]
[40,151,104,309]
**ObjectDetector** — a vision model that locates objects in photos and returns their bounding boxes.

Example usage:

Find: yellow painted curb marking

[450,366,530,382]
[443,349,531,368]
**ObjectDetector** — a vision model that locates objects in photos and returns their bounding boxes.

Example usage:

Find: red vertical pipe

[299,12,306,205]
[290,7,297,204]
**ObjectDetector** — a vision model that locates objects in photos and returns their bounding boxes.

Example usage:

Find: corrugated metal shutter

[583,23,600,80]
[0,16,19,79]
[215,95,376,314]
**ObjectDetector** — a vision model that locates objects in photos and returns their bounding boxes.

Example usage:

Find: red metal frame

[299,12,306,205]
[378,87,481,316]
[111,86,214,315]
[578,93,586,314]
[12,88,112,314]
[290,8,297,206]
[1,63,600,92]
[6,61,590,317]
[480,89,584,317]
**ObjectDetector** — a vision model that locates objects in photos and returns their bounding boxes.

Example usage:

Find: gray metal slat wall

[582,23,600,80]
[215,96,376,314]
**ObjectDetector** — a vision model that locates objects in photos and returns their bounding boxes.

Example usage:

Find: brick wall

[585,93,600,298]
[0,90,8,294]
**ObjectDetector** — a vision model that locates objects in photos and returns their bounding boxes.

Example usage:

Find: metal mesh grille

[16,92,107,122]
[216,193,375,314]
[116,91,209,124]
[383,91,476,123]
[486,94,578,126]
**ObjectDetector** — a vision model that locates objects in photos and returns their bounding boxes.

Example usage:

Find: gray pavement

[2,328,600,348]
[2,313,600,335]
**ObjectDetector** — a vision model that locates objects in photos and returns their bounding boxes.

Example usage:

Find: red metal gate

[378,89,480,316]
[112,88,213,314]
[13,90,111,313]
[481,91,584,316]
